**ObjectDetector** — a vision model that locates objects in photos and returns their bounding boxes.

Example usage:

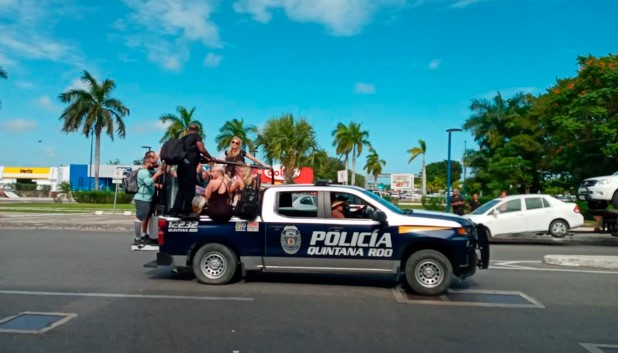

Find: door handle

[329,226,345,231]
[270,226,283,231]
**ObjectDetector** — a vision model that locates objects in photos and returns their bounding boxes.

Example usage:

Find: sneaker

[140,237,158,246]
[132,238,145,247]
[148,238,159,245]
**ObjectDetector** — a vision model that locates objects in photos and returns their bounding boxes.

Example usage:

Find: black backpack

[160,137,186,165]
[123,168,140,194]
[235,184,260,220]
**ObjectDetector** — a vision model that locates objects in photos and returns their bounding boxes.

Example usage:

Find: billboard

[390,173,413,190]
[260,165,314,184]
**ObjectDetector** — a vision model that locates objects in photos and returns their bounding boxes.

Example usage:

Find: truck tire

[549,219,569,238]
[405,249,453,296]
[587,200,608,210]
[192,243,238,285]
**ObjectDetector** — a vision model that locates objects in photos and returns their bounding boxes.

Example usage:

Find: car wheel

[549,219,569,238]
[405,249,453,296]
[587,200,608,210]
[192,243,238,285]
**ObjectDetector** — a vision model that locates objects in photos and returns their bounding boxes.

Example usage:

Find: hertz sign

[3,167,51,179]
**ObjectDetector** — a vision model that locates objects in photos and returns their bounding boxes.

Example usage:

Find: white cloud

[0,0,84,66]
[451,0,491,8]
[36,95,59,111]
[16,81,35,89]
[353,82,376,94]
[203,53,223,68]
[43,146,56,158]
[65,77,91,91]
[0,118,38,132]
[133,120,171,134]
[233,0,405,36]
[428,59,442,70]
[120,0,222,70]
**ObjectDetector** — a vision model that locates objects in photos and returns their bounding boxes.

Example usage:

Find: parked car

[465,194,584,238]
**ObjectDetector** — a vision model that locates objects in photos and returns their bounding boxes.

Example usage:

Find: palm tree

[332,121,370,185]
[364,147,386,188]
[256,113,317,183]
[0,66,7,110]
[407,139,427,196]
[215,118,258,152]
[159,106,204,143]
[58,70,130,191]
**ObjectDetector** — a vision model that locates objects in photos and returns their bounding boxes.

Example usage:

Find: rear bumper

[156,252,188,268]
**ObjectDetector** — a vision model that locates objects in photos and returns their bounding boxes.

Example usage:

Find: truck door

[263,190,393,273]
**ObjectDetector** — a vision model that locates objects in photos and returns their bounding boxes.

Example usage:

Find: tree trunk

[343,153,349,185]
[421,156,426,196]
[284,163,295,184]
[94,132,101,191]
[351,149,357,186]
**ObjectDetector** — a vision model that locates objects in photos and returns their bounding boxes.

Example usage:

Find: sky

[0,0,616,177]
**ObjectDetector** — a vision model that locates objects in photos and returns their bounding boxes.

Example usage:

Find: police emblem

[280,225,301,255]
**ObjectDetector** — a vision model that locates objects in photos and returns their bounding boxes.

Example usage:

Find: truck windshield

[362,189,405,215]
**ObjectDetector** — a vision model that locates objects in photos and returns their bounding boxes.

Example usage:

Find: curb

[543,255,618,270]
[0,224,133,232]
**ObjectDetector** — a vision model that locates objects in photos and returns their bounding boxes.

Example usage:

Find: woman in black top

[225,136,266,176]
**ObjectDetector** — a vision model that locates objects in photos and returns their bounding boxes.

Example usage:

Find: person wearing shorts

[133,154,164,245]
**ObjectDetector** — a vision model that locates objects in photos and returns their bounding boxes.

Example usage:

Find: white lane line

[489,265,618,275]
[0,290,253,302]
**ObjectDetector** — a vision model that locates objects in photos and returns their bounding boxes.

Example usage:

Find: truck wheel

[193,243,238,285]
[405,250,453,296]
[549,220,569,238]
[587,200,608,210]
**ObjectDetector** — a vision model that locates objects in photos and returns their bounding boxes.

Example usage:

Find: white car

[292,194,318,210]
[465,194,584,238]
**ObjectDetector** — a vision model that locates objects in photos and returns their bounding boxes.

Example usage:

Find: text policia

[307,230,393,257]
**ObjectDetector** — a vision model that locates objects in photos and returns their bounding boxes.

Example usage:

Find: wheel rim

[552,222,567,236]
[414,260,444,288]
[200,252,227,279]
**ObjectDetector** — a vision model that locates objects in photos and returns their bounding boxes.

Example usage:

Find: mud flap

[476,226,490,269]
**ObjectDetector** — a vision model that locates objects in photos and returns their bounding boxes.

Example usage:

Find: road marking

[490,261,618,274]
[393,287,545,308]
[0,312,77,334]
[0,290,253,302]
[580,343,618,353]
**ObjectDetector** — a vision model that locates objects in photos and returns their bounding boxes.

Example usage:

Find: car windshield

[472,199,501,215]
[362,189,405,215]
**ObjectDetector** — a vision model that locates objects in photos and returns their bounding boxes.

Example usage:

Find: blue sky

[0,0,615,176]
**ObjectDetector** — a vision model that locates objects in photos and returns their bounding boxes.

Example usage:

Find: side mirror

[373,211,388,223]
[492,209,500,217]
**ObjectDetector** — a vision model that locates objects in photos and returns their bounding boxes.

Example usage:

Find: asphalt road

[0,229,617,353]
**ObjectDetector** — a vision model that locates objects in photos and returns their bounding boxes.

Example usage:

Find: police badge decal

[280,225,301,255]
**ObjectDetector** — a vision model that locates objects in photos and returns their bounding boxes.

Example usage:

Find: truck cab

[147,183,489,296]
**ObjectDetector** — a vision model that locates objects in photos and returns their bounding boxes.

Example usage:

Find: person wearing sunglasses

[224,136,267,176]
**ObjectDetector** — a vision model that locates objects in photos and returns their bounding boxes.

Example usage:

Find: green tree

[0,66,7,110]
[332,121,370,185]
[364,147,386,188]
[536,54,618,184]
[464,92,540,194]
[215,118,258,152]
[425,160,462,189]
[407,139,427,196]
[159,106,204,143]
[106,158,121,165]
[257,114,317,183]
[58,70,130,191]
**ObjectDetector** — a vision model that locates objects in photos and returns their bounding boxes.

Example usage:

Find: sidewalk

[0,212,134,232]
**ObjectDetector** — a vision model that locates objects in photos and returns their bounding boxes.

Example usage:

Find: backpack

[123,168,140,194]
[160,137,186,165]
[234,184,260,220]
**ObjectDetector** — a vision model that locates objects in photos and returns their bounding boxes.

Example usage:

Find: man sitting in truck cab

[331,199,346,218]
[331,193,372,219]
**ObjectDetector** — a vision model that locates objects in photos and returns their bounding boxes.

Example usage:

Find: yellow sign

[3,167,51,179]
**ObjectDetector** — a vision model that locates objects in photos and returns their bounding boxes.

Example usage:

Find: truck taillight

[158,218,167,245]
[574,205,580,213]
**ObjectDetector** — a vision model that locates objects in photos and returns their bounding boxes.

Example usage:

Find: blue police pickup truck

[145,183,489,296]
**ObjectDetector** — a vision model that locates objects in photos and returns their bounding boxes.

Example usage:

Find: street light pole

[446,128,462,213]
[463,140,467,197]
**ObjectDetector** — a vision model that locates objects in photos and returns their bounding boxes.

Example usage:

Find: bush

[422,196,446,211]
[40,185,51,197]
[72,191,134,204]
